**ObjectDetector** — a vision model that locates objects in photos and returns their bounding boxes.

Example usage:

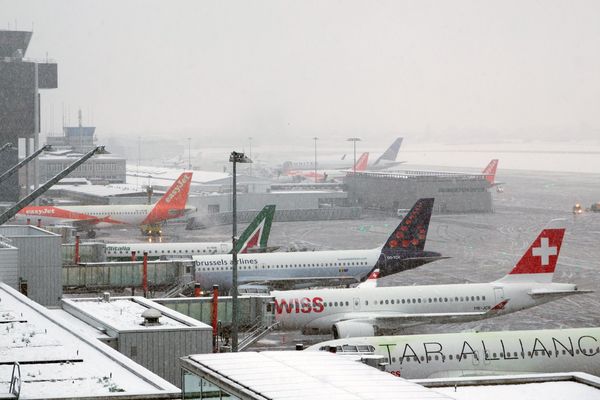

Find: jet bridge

[0,146,106,225]
[0,144,52,187]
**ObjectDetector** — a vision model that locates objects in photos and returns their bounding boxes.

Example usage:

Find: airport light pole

[313,137,318,183]
[187,137,192,170]
[248,137,252,177]
[229,151,252,352]
[346,137,361,174]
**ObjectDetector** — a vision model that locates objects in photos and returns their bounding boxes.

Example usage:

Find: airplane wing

[332,300,510,328]
[70,216,124,230]
[528,288,593,299]
[239,275,361,290]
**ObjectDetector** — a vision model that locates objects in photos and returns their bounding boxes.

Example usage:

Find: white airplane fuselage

[106,241,233,259]
[308,327,600,379]
[194,248,378,291]
[272,281,580,335]
[16,204,158,228]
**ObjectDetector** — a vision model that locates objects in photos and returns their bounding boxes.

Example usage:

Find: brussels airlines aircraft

[105,205,276,259]
[193,198,442,291]
[273,222,590,338]
[16,172,194,235]
[309,327,600,379]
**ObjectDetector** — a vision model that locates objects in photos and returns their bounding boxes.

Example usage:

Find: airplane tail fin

[144,172,193,224]
[497,220,566,283]
[482,159,498,185]
[374,137,403,165]
[357,268,380,289]
[354,152,369,172]
[235,205,276,253]
[382,198,434,252]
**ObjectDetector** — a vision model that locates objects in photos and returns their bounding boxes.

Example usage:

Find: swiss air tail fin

[235,205,276,253]
[482,159,498,185]
[382,198,434,252]
[497,220,566,283]
[143,172,193,224]
[374,137,403,165]
[357,268,380,289]
[354,152,369,172]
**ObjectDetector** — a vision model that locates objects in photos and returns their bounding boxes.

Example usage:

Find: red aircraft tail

[143,172,193,224]
[482,159,498,185]
[497,222,565,283]
[354,152,369,172]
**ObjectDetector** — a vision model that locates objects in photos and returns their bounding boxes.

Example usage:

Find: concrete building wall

[39,156,126,183]
[119,329,212,387]
[188,191,347,214]
[0,30,58,202]
[345,174,493,213]
[0,226,62,306]
[0,243,19,289]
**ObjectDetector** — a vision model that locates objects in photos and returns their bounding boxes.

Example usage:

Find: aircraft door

[353,297,361,311]
[494,287,505,302]
[221,244,229,253]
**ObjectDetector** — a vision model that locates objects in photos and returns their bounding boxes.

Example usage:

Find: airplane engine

[332,320,375,339]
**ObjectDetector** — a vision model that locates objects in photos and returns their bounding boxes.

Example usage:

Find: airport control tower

[0,30,58,202]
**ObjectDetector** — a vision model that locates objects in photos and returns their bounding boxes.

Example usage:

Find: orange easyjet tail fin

[143,172,193,224]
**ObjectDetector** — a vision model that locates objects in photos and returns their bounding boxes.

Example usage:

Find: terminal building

[345,170,493,213]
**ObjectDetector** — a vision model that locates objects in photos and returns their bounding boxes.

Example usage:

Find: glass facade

[182,370,241,400]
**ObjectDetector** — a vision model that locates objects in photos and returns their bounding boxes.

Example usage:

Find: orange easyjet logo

[165,174,190,203]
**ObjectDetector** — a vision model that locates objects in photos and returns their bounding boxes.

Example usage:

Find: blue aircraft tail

[382,198,434,252]
[373,137,403,165]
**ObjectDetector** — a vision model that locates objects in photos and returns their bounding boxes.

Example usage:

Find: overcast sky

[3,0,600,146]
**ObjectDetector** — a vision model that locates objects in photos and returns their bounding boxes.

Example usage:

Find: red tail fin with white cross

[497,224,565,283]
[357,268,380,289]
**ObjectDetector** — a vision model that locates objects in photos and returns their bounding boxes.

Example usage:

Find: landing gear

[141,224,162,236]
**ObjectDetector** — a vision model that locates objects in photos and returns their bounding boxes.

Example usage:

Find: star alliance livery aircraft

[193,198,442,291]
[273,220,590,338]
[309,327,600,379]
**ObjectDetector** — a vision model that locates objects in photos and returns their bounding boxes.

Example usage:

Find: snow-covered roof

[127,164,229,185]
[421,372,600,400]
[62,296,210,333]
[0,283,180,399]
[182,351,453,400]
[48,182,148,197]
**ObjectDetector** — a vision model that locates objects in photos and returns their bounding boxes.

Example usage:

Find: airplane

[15,172,195,238]
[285,152,369,182]
[308,326,600,379]
[482,159,503,188]
[271,221,590,338]
[281,137,404,173]
[105,205,276,259]
[193,198,443,292]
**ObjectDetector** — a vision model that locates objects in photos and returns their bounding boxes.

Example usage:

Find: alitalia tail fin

[143,172,193,224]
[235,205,276,253]
[497,220,566,283]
